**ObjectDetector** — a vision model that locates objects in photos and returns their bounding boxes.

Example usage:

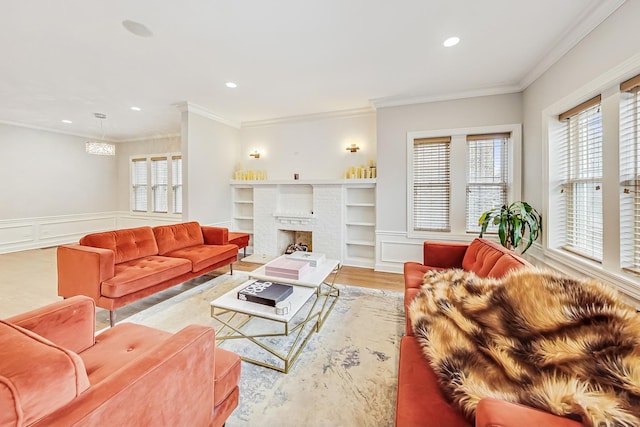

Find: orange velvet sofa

[58,222,238,326]
[397,238,582,427]
[0,295,241,426]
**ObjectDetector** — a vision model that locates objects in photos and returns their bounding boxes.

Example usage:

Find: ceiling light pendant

[226,82,238,88]
[86,113,115,156]
[443,36,460,47]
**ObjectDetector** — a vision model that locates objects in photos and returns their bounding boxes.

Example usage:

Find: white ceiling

[0,0,625,141]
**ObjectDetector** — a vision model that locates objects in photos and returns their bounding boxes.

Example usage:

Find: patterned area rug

[121,272,404,427]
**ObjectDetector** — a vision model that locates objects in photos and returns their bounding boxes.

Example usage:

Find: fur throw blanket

[409,268,640,427]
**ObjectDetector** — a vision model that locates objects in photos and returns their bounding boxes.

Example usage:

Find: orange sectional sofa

[397,238,582,427]
[1,295,241,426]
[58,222,239,326]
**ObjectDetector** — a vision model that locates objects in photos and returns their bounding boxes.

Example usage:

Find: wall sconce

[249,150,261,159]
[346,144,360,153]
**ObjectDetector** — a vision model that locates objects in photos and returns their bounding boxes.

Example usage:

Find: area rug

[120,272,404,427]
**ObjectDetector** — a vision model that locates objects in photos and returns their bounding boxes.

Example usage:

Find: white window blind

[412,137,451,232]
[131,158,148,212]
[151,157,168,213]
[558,96,603,261]
[172,155,183,214]
[466,133,510,232]
[620,74,640,272]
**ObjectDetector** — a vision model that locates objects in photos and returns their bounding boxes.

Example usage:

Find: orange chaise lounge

[0,295,241,426]
[57,222,239,326]
[397,238,582,427]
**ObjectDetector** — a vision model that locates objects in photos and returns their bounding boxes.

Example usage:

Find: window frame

[407,124,521,240]
[129,152,182,217]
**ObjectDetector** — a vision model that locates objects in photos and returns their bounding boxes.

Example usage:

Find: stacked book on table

[237,280,293,307]
[264,257,311,280]
[285,251,326,267]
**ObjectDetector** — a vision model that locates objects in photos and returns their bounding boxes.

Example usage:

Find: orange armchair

[1,296,241,426]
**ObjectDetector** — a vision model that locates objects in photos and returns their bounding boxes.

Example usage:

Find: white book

[286,251,326,267]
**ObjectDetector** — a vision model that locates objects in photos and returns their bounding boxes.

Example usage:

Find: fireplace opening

[278,230,312,254]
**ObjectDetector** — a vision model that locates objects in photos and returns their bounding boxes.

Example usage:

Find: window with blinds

[620,74,640,272]
[558,96,603,261]
[172,155,183,214]
[412,137,451,232]
[130,153,182,215]
[131,158,148,212]
[466,133,510,232]
[151,157,168,213]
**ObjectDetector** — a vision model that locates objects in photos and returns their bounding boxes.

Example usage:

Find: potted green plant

[478,201,541,254]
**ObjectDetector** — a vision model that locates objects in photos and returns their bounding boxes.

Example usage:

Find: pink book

[265,258,311,280]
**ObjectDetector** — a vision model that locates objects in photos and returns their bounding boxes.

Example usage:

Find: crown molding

[241,107,375,128]
[371,0,626,110]
[173,101,241,129]
[518,0,627,90]
[119,132,181,143]
[0,119,121,142]
[371,84,522,109]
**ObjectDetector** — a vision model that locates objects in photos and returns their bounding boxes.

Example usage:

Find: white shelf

[346,240,375,247]
[232,187,254,235]
[344,185,376,267]
[346,203,375,208]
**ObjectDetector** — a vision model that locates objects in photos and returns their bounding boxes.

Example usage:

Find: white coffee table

[210,255,340,373]
[249,255,341,331]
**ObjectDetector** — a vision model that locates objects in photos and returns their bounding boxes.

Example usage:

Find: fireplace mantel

[231,178,376,186]
[231,180,376,268]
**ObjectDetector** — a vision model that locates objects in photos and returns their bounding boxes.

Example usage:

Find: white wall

[182,110,240,226]
[0,123,118,220]
[239,110,376,180]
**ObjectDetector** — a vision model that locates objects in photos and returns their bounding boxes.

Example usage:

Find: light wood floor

[0,247,403,328]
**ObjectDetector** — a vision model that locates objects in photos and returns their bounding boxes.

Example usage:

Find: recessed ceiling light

[225,82,238,88]
[122,20,154,38]
[443,36,460,47]
[61,119,72,124]
[130,106,141,111]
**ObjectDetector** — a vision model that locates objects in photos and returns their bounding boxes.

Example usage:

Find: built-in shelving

[344,184,376,268]
[232,186,254,254]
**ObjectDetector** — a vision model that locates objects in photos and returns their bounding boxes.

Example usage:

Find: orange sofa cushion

[461,238,510,277]
[101,256,192,298]
[81,323,173,385]
[80,226,159,264]
[153,222,205,256]
[0,321,90,426]
[396,336,470,427]
[164,244,238,273]
[213,347,242,408]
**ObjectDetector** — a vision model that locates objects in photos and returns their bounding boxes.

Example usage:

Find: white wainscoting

[0,213,119,254]
[0,213,235,254]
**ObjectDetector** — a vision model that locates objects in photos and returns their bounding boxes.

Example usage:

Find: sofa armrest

[202,226,229,245]
[423,241,469,268]
[4,296,95,353]
[476,398,583,427]
[32,325,217,427]
[57,245,115,304]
